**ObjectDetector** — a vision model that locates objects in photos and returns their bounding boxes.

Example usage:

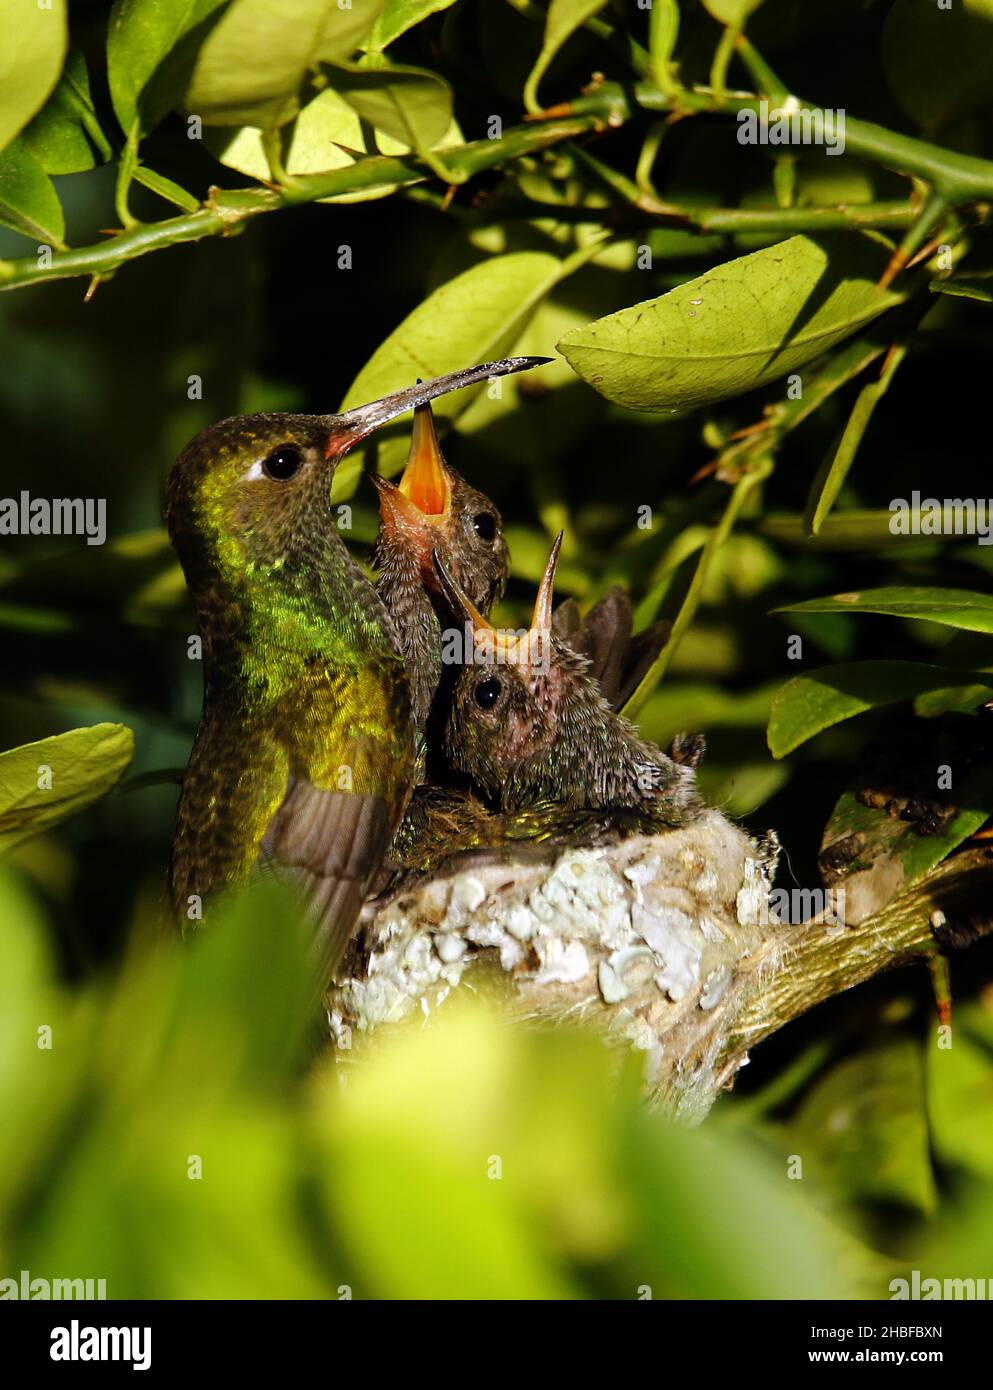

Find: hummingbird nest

[328,809,785,1122]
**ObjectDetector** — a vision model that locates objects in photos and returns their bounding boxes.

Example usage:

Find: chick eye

[473,512,497,543]
[263,445,303,481]
[474,676,502,709]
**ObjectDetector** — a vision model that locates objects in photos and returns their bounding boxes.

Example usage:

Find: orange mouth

[397,402,451,518]
[372,400,454,576]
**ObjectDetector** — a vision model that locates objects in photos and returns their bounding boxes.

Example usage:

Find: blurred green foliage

[4,860,993,1300]
[2,0,993,1299]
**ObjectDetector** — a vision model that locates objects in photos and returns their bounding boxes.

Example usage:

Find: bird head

[165,358,545,594]
[372,398,509,614]
[435,533,578,796]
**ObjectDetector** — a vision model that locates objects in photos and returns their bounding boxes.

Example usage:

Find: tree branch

[5,65,990,294]
[0,115,597,293]
[554,81,993,200]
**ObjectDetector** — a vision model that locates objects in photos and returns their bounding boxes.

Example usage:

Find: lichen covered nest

[330,810,785,1121]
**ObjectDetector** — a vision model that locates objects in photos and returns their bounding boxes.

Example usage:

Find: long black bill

[328,356,550,454]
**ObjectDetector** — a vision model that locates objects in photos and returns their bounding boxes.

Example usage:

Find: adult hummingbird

[371,397,511,747]
[435,535,701,821]
[165,356,546,984]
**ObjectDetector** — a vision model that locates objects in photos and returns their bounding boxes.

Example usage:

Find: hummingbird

[434,535,701,822]
[371,396,511,750]
[165,356,547,984]
[387,574,696,875]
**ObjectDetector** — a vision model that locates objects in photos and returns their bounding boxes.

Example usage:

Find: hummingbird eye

[474,676,502,709]
[472,512,497,543]
[263,445,303,481]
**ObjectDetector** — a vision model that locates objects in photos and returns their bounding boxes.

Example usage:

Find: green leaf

[317,1006,580,1297]
[0,139,65,244]
[702,0,764,24]
[0,0,67,153]
[767,661,993,758]
[790,1035,936,1215]
[640,681,779,743]
[210,86,462,200]
[523,0,607,114]
[330,60,452,154]
[183,0,386,129]
[883,0,993,131]
[803,396,872,536]
[107,0,230,137]
[931,272,993,304]
[914,680,993,718]
[0,724,135,853]
[19,47,113,174]
[760,508,983,551]
[819,763,993,923]
[557,235,902,414]
[365,0,457,51]
[133,164,200,212]
[777,586,993,636]
[623,1085,864,1296]
[333,250,564,497]
[803,344,906,536]
[318,1000,862,1297]
[929,1013,993,1180]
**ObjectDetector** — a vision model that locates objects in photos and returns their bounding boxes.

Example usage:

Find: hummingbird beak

[432,552,495,631]
[433,549,557,671]
[531,532,563,634]
[433,551,501,661]
[327,356,551,457]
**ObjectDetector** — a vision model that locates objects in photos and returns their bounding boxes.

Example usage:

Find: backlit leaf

[0,0,67,153]
[334,251,563,496]
[330,60,452,154]
[0,724,135,853]
[365,0,457,51]
[523,0,607,114]
[557,236,902,413]
[778,587,993,636]
[182,0,386,128]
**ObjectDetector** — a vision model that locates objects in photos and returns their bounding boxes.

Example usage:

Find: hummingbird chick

[435,535,701,823]
[372,398,509,744]
[165,357,547,986]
